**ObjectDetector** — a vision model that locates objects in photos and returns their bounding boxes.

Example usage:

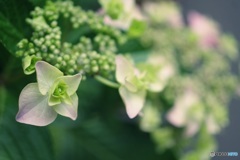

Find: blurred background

[0,0,240,160]
[178,0,240,158]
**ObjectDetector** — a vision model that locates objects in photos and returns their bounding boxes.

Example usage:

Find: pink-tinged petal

[53,93,78,120]
[206,115,220,134]
[166,106,186,127]
[185,121,199,137]
[119,86,146,118]
[115,55,134,84]
[166,89,199,127]
[57,74,82,96]
[16,83,57,126]
[35,61,63,95]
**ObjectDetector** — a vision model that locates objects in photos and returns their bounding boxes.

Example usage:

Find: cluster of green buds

[15,1,124,79]
[94,34,117,53]
[77,51,115,79]
[56,1,124,43]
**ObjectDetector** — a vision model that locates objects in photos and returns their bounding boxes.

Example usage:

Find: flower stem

[95,75,120,89]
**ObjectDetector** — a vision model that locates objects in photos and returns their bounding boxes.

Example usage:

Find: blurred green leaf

[180,126,216,160]
[28,0,46,7]
[0,87,55,160]
[48,79,160,160]
[0,87,6,115]
[53,118,160,160]
[74,0,100,10]
[0,13,23,54]
[0,0,32,54]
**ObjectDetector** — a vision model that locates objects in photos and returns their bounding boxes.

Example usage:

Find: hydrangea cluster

[140,1,238,158]
[14,0,239,159]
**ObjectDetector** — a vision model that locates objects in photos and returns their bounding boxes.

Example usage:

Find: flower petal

[166,89,199,127]
[119,86,146,118]
[36,61,63,95]
[148,82,165,93]
[115,55,134,84]
[124,78,138,92]
[58,74,82,96]
[53,93,78,120]
[16,83,57,126]
[48,95,61,106]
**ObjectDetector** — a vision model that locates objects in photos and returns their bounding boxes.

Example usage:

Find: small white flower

[115,55,146,118]
[16,61,82,126]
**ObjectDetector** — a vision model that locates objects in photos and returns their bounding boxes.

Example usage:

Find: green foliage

[0,87,55,160]
[54,118,160,160]
[0,14,23,54]
[0,0,33,54]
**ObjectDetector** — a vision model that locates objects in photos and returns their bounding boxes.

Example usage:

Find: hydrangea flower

[166,88,204,136]
[115,55,146,118]
[167,86,227,137]
[138,54,175,92]
[16,61,82,126]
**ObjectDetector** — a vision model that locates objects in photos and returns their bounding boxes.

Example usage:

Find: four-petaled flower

[16,61,82,126]
[115,55,146,118]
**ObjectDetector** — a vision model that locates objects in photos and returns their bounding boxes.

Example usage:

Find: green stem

[95,75,120,89]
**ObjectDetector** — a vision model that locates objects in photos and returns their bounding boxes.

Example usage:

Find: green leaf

[48,80,160,160]
[0,87,55,160]
[28,0,46,7]
[52,118,160,160]
[0,0,32,54]
[0,13,23,54]
[0,87,6,117]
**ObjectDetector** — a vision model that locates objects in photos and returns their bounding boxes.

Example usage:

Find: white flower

[115,55,146,118]
[16,61,82,126]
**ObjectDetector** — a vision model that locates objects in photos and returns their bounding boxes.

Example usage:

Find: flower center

[53,81,67,98]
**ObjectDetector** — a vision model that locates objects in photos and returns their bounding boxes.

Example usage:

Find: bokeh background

[0,0,240,160]
[178,0,240,158]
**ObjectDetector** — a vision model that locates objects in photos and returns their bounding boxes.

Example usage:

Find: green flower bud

[92,66,99,72]
[128,19,147,37]
[22,55,42,75]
